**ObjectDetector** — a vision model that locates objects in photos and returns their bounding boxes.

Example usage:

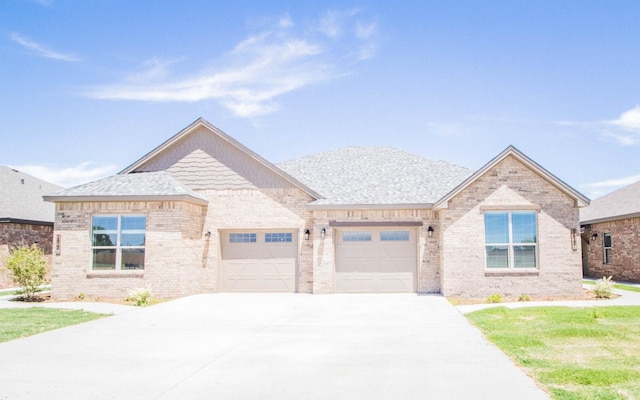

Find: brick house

[581,180,640,283]
[1,166,62,288]
[44,118,589,299]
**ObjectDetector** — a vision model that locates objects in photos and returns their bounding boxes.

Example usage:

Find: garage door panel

[336,228,416,293]
[220,231,297,293]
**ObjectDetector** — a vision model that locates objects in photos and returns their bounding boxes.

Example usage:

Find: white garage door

[336,228,416,293]
[220,231,297,292]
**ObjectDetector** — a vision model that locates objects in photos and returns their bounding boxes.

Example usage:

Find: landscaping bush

[127,286,152,306]
[518,294,531,302]
[593,276,615,299]
[5,244,48,301]
[486,293,502,303]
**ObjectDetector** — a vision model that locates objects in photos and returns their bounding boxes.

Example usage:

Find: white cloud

[610,105,640,132]
[10,32,79,62]
[85,10,378,118]
[355,21,377,39]
[11,162,118,188]
[580,173,640,198]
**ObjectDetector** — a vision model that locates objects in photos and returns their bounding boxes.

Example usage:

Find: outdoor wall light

[591,232,598,241]
[427,225,434,238]
[321,227,326,239]
[304,229,310,241]
[205,230,211,239]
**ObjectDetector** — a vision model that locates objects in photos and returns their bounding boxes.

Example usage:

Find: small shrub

[594,276,615,299]
[76,293,86,301]
[5,244,48,301]
[518,294,531,302]
[487,293,503,303]
[127,286,152,306]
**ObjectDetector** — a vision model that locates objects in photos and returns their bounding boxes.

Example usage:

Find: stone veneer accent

[0,222,54,288]
[582,217,640,283]
[311,208,439,294]
[439,155,583,298]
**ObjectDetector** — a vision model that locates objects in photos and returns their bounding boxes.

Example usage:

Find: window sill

[484,269,539,277]
[86,271,144,279]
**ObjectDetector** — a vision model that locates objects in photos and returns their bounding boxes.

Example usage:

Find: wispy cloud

[580,173,640,198]
[85,9,378,118]
[10,32,79,62]
[554,105,640,146]
[11,162,118,188]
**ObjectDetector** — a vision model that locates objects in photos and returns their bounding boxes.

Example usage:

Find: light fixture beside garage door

[427,226,434,238]
[321,227,326,239]
[304,229,310,240]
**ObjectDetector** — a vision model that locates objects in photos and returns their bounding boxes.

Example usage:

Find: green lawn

[583,280,640,293]
[0,308,107,343]
[467,306,640,400]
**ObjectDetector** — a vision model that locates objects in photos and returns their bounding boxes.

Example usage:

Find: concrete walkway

[0,294,549,400]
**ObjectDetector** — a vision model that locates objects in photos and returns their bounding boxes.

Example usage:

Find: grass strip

[0,308,106,343]
[467,306,640,399]
[583,280,640,293]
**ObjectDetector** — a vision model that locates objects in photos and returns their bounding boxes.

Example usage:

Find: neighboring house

[44,118,589,299]
[0,166,63,288]
[580,180,640,283]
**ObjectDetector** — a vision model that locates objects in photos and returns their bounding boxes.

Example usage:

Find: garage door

[336,228,416,293]
[220,231,297,292]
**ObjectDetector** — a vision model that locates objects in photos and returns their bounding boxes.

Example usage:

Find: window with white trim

[229,233,257,243]
[265,232,293,242]
[484,211,537,269]
[343,231,372,241]
[92,215,146,270]
[380,231,410,241]
[603,233,612,264]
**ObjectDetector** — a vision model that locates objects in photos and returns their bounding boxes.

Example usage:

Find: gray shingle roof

[44,171,207,204]
[0,166,63,223]
[580,180,640,224]
[277,147,472,206]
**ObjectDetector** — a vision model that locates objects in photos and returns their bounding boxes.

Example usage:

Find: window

[603,233,612,264]
[380,231,410,241]
[343,231,372,241]
[265,232,293,242]
[484,211,537,269]
[229,233,256,243]
[92,215,146,270]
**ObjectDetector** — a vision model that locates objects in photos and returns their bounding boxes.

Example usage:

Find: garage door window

[91,215,146,270]
[265,233,293,242]
[380,231,410,241]
[230,233,257,243]
[343,231,372,241]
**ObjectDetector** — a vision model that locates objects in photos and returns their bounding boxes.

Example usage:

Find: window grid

[265,232,293,243]
[343,231,372,241]
[484,211,537,269]
[380,231,410,241]
[229,233,257,243]
[603,233,612,264]
[91,215,146,271]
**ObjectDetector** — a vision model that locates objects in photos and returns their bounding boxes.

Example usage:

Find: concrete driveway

[0,294,549,400]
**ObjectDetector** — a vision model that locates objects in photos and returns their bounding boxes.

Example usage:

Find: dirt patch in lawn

[450,289,619,305]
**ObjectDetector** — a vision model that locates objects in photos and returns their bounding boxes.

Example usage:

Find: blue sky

[1,1,639,199]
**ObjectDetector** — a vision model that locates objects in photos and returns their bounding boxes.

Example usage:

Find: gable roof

[120,117,321,199]
[434,145,590,209]
[0,166,63,223]
[43,171,208,205]
[277,146,473,208]
[580,179,640,224]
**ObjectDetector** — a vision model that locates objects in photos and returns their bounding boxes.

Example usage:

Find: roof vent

[20,179,25,184]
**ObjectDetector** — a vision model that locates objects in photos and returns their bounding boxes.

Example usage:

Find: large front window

[484,211,537,269]
[92,215,146,270]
